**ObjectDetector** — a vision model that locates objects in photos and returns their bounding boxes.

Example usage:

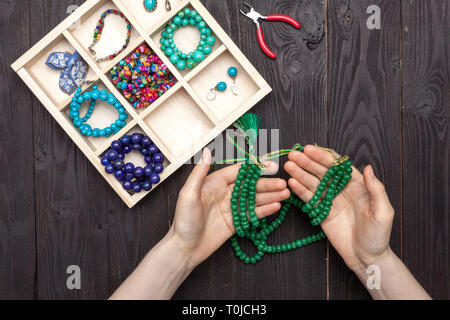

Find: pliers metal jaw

[240,2,301,59]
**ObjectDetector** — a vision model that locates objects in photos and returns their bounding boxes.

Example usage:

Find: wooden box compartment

[12,0,271,208]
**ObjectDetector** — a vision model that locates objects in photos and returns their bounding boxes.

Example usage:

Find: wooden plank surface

[401,0,450,299]
[1,0,449,300]
[0,0,36,300]
[326,0,402,299]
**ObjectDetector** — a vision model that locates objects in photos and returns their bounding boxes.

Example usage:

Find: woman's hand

[169,147,290,269]
[284,145,395,272]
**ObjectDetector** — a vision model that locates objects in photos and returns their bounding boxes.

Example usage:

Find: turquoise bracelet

[160,8,216,71]
[69,86,128,137]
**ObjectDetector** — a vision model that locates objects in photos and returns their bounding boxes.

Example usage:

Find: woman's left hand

[168,148,290,268]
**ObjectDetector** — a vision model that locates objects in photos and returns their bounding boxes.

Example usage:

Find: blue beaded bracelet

[101,133,165,193]
[69,86,128,137]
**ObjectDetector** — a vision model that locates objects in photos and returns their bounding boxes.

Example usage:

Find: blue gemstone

[153,153,164,163]
[133,167,145,179]
[125,173,134,181]
[154,163,164,174]
[132,182,142,193]
[131,133,142,144]
[120,135,131,146]
[142,181,152,191]
[216,81,227,92]
[111,140,121,150]
[124,162,135,173]
[105,164,114,174]
[140,148,149,156]
[123,145,132,154]
[107,150,119,161]
[141,136,152,146]
[144,0,157,11]
[144,165,153,177]
[101,157,109,166]
[118,152,125,160]
[150,173,160,184]
[132,144,141,151]
[113,160,124,170]
[123,180,133,190]
[114,169,125,179]
[228,67,238,78]
[148,144,159,155]
[144,155,153,164]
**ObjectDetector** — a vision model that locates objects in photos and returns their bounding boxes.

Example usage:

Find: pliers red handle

[240,3,301,59]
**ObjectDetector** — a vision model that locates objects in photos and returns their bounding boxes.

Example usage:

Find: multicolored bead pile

[101,133,165,193]
[109,44,176,109]
[88,9,132,62]
[160,8,216,71]
[230,154,352,264]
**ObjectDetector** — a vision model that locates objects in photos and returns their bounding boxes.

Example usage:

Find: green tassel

[233,113,261,150]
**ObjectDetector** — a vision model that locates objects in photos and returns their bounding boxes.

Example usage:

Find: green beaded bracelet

[230,154,353,264]
[159,8,215,71]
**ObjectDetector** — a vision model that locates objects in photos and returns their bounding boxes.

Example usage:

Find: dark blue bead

[150,173,160,184]
[132,182,142,193]
[131,133,142,144]
[124,162,135,173]
[114,169,125,179]
[107,150,119,161]
[148,144,159,155]
[101,157,110,166]
[140,148,149,156]
[154,163,164,174]
[111,140,121,150]
[153,153,164,163]
[123,180,133,190]
[105,164,114,174]
[141,136,152,146]
[132,143,141,151]
[113,160,124,170]
[120,135,131,146]
[144,155,153,164]
[144,165,153,177]
[118,152,125,160]
[133,167,145,178]
[125,173,134,181]
[142,180,152,191]
[123,145,132,154]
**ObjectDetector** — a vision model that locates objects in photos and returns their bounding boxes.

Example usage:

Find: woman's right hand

[284,145,395,273]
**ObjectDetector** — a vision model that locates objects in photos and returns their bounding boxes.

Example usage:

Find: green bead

[186,59,196,69]
[169,54,179,64]
[202,45,212,55]
[176,60,186,70]
[343,174,351,181]
[182,18,189,26]
[173,16,182,25]
[345,167,353,174]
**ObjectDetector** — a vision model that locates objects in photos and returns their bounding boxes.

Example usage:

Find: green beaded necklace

[220,114,353,264]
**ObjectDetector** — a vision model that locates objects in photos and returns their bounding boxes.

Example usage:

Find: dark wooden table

[1,0,448,299]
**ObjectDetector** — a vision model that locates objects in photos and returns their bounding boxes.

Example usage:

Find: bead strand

[230,151,353,264]
[89,9,132,62]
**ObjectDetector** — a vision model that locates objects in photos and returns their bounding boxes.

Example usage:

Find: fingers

[288,150,328,179]
[288,178,314,202]
[255,177,287,193]
[255,202,282,218]
[363,165,394,223]
[183,148,211,193]
[219,161,279,185]
[303,145,335,168]
[284,160,320,192]
[255,189,290,206]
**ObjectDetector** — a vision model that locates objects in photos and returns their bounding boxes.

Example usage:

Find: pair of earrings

[207,67,240,101]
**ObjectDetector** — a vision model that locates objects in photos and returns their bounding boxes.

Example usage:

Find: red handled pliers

[240,3,301,59]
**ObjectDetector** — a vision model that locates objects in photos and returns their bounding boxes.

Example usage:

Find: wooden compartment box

[11,0,271,208]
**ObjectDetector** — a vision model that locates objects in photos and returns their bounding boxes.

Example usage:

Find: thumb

[183,147,212,193]
[363,165,394,222]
